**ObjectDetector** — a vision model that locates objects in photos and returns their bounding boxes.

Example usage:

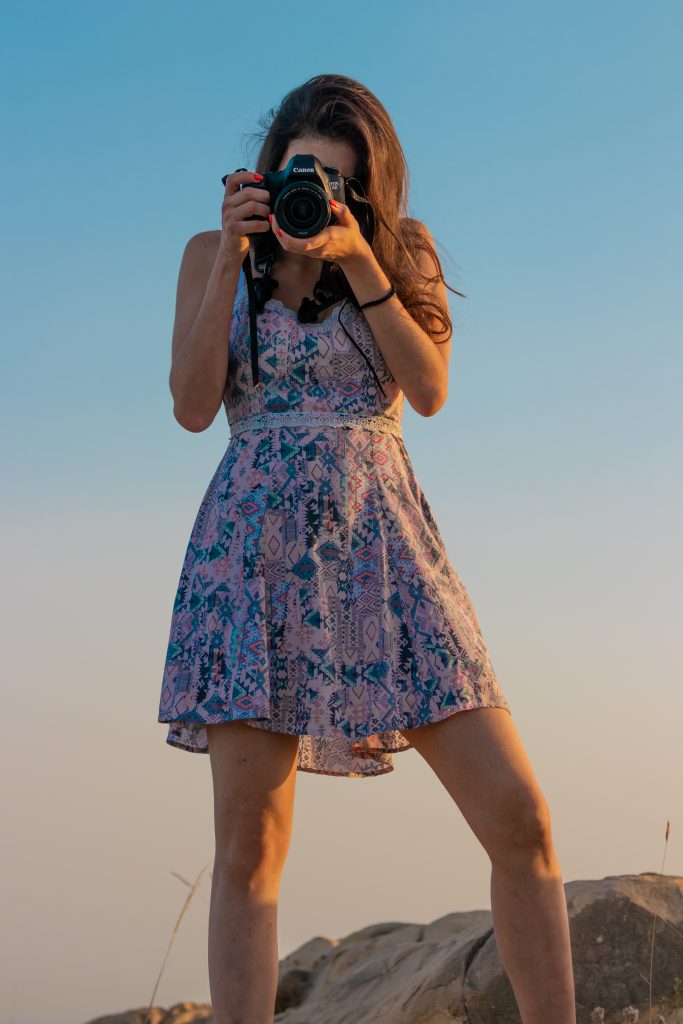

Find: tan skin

[173,135,576,1022]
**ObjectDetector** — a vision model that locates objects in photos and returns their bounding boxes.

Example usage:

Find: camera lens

[277,183,329,238]
[291,196,317,226]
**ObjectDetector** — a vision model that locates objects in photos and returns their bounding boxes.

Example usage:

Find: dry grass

[590,821,682,1024]
[144,863,212,1024]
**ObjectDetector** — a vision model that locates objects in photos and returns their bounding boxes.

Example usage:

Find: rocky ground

[85,872,683,1024]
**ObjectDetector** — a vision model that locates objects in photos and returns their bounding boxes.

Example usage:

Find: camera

[223,152,352,279]
[222,153,374,311]
[241,152,346,238]
[221,154,375,379]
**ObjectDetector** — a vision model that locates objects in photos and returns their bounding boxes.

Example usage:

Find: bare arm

[268,202,452,418]
[169,232,242,432]
[169,169,271,432]
[341,219,452,417]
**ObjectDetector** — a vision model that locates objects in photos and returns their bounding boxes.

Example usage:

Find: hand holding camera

[269,197,369,268]
[219,168,271,262]
[220,155,373,272]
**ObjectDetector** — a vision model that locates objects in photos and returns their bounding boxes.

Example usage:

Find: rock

[83,1003,212,1024]
[463,873,683,1023]
[272,874,683,1023]
[84,873,683,1024]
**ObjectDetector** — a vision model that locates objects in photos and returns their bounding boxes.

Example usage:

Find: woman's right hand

[220,169,271,262]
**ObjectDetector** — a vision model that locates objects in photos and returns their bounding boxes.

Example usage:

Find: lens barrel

[276,183,330,238]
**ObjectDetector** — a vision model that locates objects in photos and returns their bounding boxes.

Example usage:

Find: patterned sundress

[157,268,511,778]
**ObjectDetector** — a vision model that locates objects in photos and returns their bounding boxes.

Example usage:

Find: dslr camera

[223,153,361,278]
[242,152,346,238]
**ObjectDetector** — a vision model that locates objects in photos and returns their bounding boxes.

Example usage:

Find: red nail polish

[276,228,283,238]
[330,199,339,208]
[253,172,263,181]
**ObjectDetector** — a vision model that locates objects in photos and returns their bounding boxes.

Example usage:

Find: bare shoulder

[183,229,222,262]
[399,217,452,354]
[190,228,222,246]
[400,216,444,281]
[176,229,222,289]
[171,230,223,362]
[400,216,439,259]
[400,214,427,232]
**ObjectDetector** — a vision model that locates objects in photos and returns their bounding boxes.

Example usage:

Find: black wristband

[359,285,396,310]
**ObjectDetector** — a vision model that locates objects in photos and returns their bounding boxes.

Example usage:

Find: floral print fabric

[157,276,511,777]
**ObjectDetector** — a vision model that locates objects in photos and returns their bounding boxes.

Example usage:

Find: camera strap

[239,175,385,395]
[241,250,275,388]
[245,261,261,389]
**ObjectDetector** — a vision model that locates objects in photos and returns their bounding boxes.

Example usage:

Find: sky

[1,2,682,1022]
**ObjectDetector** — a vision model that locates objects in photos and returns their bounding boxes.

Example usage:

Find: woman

[158,74,576,1023]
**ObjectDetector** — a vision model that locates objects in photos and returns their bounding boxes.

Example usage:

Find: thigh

[400,708,550,851]
[206,720,300,854]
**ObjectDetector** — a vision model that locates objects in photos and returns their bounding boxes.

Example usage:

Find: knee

[213,809,292,896]
[485,787,556,869]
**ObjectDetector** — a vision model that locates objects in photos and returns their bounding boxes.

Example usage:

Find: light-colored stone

[83,874,683,1024]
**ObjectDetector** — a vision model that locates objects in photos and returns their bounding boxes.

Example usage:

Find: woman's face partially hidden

[278,135,358,181]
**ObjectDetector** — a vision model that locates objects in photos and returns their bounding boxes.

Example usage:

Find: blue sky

[2,2,682,1022]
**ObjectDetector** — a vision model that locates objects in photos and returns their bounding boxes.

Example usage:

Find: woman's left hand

[269,199,371,268]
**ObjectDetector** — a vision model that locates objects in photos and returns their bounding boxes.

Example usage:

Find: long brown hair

[245,73,465,344]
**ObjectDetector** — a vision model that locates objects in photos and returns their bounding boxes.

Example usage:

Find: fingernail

[330,199,339,208]
[276,228,283,238]
[268,214,273,223]
[253,172,263,181]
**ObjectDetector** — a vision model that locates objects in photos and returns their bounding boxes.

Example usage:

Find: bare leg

[402,707,576,1024]
[206,720,300,1024]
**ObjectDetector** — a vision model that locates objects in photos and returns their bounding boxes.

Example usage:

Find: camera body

[237,153,350,277]
[243,152,347,239]
[222,153,374,283]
